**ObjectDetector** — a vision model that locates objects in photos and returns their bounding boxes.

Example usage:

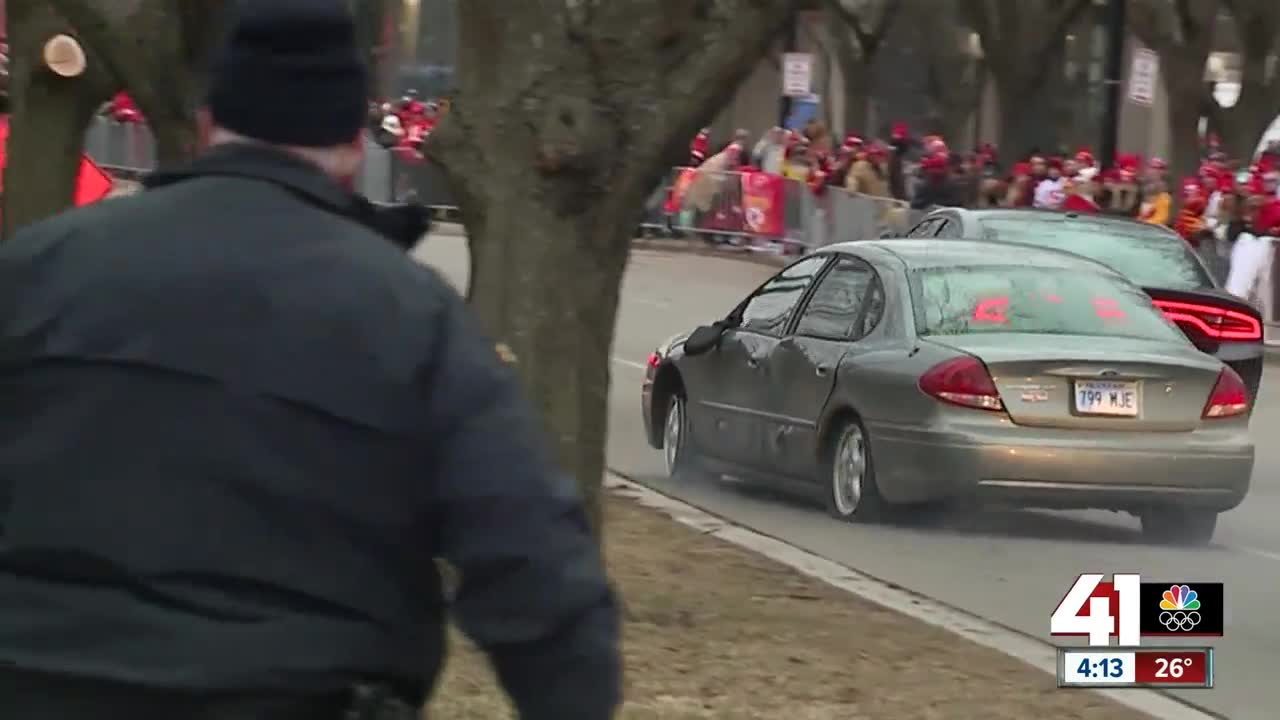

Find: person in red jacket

[1254,171,1280,236]
[689,128,710,166]
[1173,178,1207,247]
[1061,168,1101,213]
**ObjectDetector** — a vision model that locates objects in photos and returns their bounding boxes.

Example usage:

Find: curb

[604,472,1224,720]
[629,238,791,268]
[430,221,466,237]
[424,228,793,268]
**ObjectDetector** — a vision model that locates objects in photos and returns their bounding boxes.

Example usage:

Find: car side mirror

[683,323,727,356]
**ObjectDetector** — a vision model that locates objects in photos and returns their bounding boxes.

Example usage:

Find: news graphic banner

[1058,647,1213,689]
[1049,574,1222,690]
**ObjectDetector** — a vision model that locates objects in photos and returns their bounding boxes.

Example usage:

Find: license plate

[1074,380,1139,416]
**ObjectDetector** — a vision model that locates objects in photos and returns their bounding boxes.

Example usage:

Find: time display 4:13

[1079,657,1124,678]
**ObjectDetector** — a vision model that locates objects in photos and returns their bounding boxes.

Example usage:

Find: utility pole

[779,13,799,128]
[1099,0,1127,167]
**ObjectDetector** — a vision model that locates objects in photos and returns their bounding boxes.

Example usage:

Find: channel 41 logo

[1049,574,1224,646]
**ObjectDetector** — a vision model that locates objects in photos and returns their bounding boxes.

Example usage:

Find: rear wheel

[1140,507,1217,547]
[823,419,886,522]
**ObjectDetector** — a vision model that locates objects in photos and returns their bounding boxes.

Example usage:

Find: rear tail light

[647,352,662,369]
[1152,299,1262,341]
[1202,367,1249,419]
[918,356,1005,411]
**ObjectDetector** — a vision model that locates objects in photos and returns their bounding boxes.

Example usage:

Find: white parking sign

[782,53,812,98]
[1128,48,1159,106]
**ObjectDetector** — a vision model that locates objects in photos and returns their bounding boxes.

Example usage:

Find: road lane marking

[1233,545,1280,562]
[630,297,671,309]
[611,357,647,370]
[604,473,1221,720]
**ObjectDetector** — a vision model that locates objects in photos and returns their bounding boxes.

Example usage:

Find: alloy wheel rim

[832,425,866,515]
[664,398,683,475]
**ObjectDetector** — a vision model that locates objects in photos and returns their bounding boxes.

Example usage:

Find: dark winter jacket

[911,175,960,211]
[0,143,620,719]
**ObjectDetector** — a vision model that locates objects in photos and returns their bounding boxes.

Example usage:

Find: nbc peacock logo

[1158,584,1201,632]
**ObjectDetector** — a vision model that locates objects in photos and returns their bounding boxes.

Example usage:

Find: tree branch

[1128,0,1179,55]
[47,0,198,118]
[1174,0,1196,44]
[866,0,903,57]
[960,0,1001,64]
[1026,0,1089,60]
[827,0,902,60]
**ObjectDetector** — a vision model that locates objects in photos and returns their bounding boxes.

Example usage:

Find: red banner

[740,170,785,237]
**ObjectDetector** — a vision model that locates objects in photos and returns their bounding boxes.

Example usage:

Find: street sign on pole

[1127,48,1159,106]
[782,52,813,98]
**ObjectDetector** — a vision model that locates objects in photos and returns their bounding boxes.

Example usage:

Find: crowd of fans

[687,122,1280,277]
[101,89,446,161]
[368,89,444,157]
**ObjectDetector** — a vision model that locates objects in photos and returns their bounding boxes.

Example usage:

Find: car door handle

[815,365,831,377]
[746,357,761,369]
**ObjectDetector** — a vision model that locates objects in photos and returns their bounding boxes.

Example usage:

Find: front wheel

[1140,507,1217,547]
[662,394,696,480]
[823,419,886,522]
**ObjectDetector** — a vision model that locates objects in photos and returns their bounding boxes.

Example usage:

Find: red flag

[739,170,786,237]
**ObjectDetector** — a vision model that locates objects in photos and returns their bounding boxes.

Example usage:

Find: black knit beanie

[206,0,369,148]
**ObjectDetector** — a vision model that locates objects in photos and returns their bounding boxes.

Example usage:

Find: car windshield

[974,217,1213,290]
[910,265,1186,341]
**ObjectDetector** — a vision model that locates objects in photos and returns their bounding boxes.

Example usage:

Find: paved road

[415,235,1277,719]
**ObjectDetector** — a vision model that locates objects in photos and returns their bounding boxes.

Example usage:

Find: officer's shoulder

[0,191,137,260]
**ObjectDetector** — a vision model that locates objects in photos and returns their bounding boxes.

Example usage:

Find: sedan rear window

[975,218,1213,290]
[911,265,1186,341]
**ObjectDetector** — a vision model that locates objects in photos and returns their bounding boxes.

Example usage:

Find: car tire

[822,418,886,523]
[662,393,698,481]
[1140,507,1217,547]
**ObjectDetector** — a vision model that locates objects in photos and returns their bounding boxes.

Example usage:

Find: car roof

[939,207,1182,239]
[827,238,1126,275]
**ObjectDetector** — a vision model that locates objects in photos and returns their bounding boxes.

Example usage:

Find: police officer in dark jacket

[0,2,621,718]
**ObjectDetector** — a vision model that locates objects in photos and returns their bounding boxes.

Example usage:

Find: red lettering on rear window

[1092,297,1126,319]
[973,296,1009,323]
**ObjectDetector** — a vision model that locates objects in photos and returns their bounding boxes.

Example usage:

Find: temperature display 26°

[1057,647,1214,689]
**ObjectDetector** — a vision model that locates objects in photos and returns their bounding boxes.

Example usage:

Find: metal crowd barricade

[386,150,460,217]
[83,118,154,178]
[638,180,673,237]
[650,165,917,252]
[78,117,461,216]
[825,188,913,242]
[659,166,810,252]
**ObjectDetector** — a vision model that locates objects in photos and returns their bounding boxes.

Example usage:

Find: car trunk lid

[924,334,1222,431]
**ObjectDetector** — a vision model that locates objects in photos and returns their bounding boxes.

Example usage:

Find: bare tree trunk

[830,29,869,132]
[992,53,1067,156]
[1166,71,1208,184]
[429,0,798,536]
[964,0,1087,156]
[1129,0,1218,181]
[47,0,225,168]
[353,0,395,101]
[1220,68,1279,161]
[907,0,978,143]
[2,4,113,237]
[1217,0,1280,160]
[464,193,631,531]
[2,0,227,235]
[826,0,901,135]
